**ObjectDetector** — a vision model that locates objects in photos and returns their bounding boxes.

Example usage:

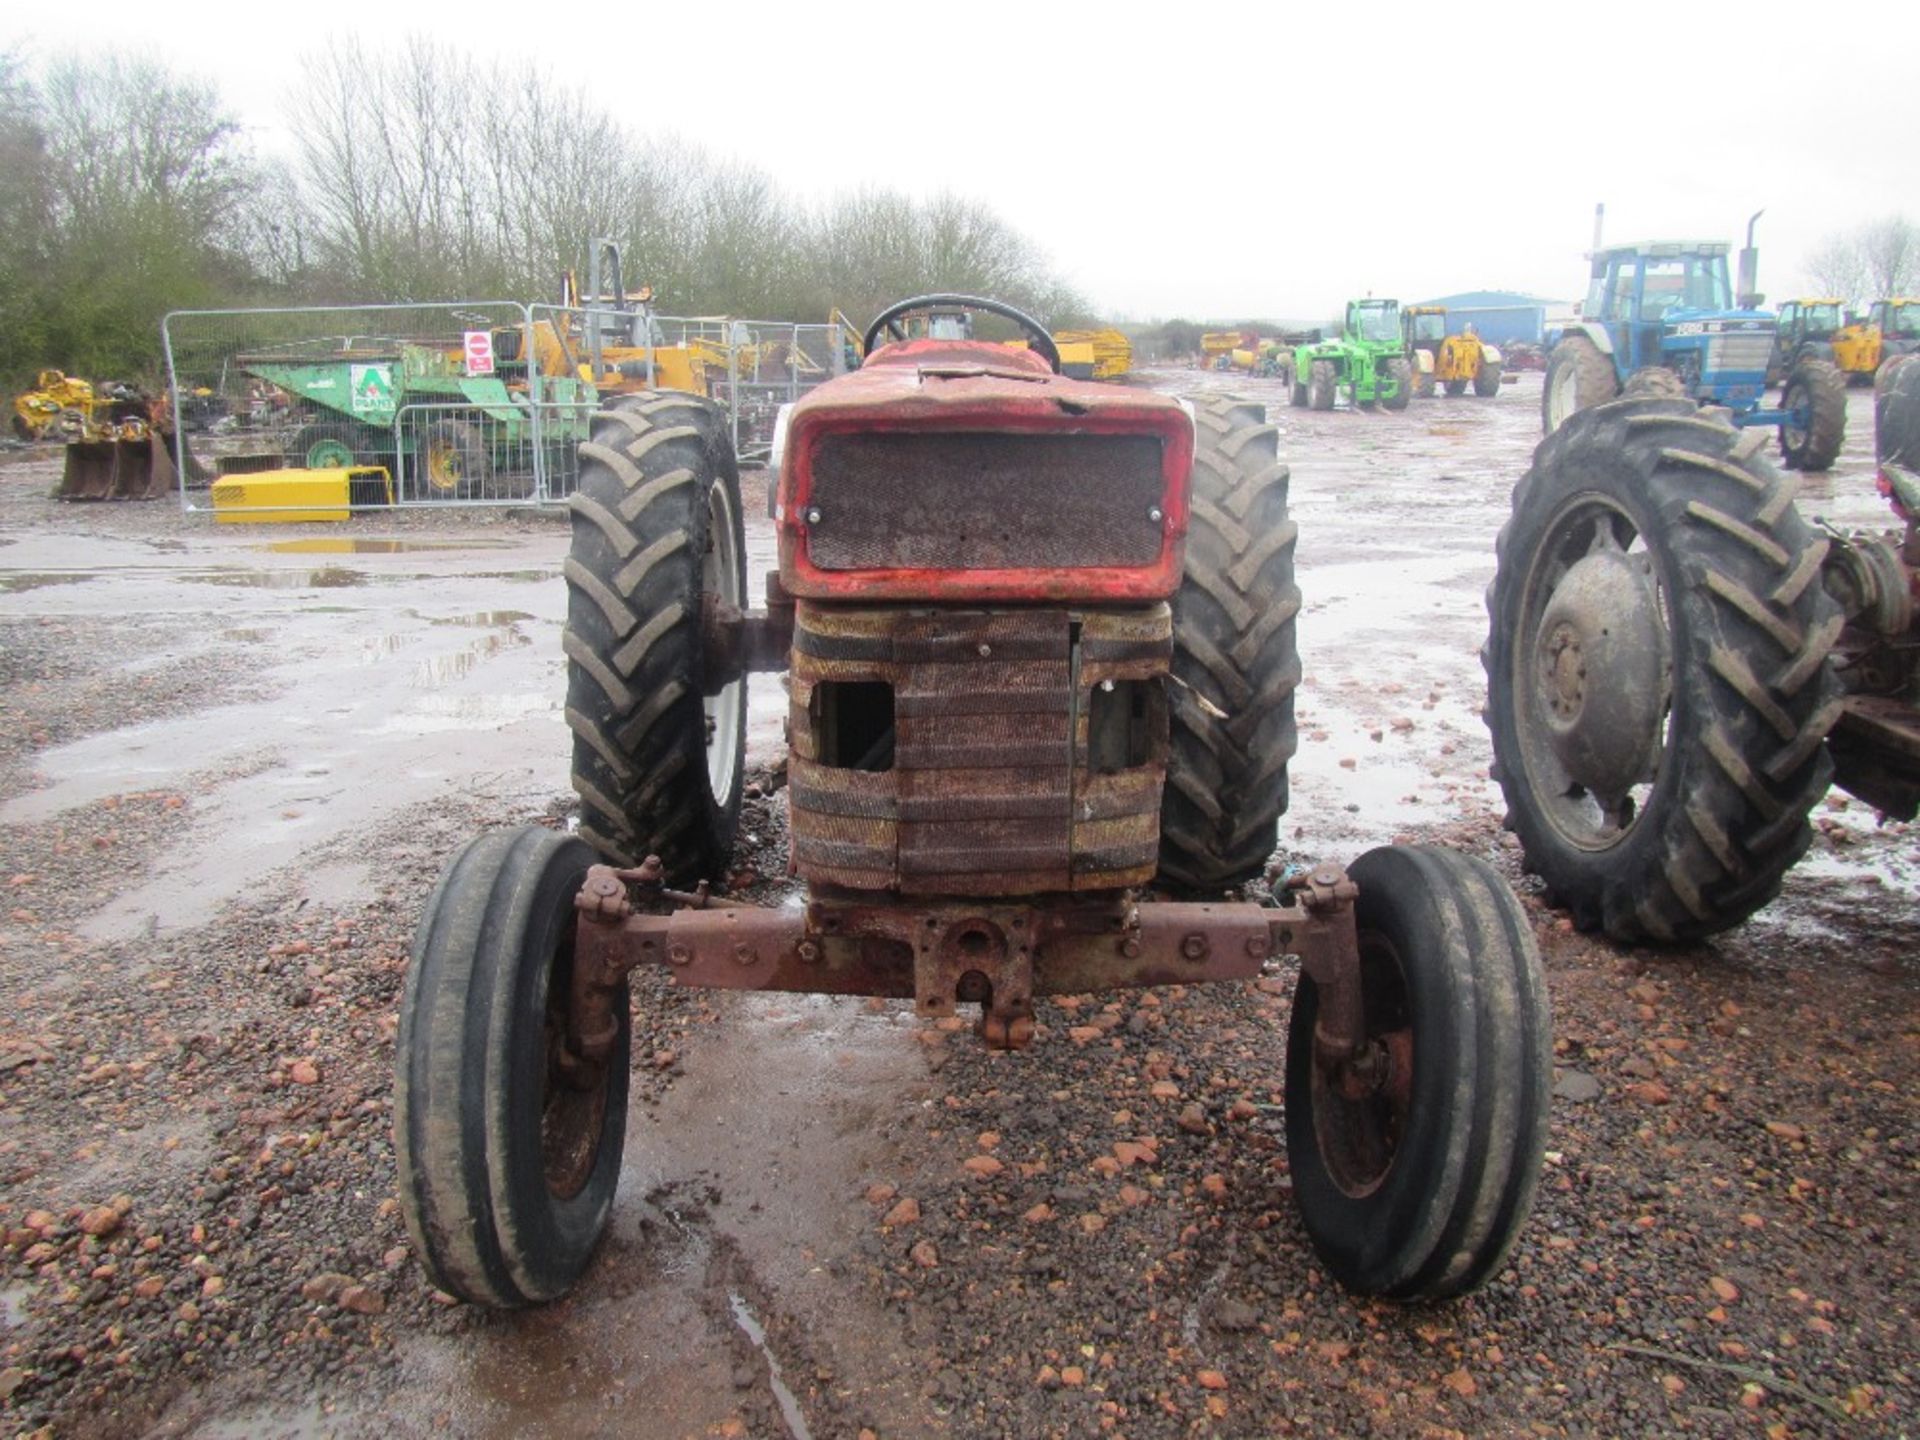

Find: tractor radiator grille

[804,431,1166,572]
[1706,333,1774,373]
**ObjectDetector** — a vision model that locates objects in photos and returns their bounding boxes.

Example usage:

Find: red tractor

[395,295,1551,1309]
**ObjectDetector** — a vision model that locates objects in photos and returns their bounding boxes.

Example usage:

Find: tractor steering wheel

[863,294,1062,374]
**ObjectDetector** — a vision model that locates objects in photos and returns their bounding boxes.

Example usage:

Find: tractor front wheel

[1778,356,1846,471]
[396,826,630,1308]
[1483,396,1841,942]
[1307,360,1336,411]
[1159,397,1298,890]
[564,392,746,879]
[1285,844,1550,1300]
[1474,358,1503,397]
[1542,334,1619,434]
[1381,358,1412,412]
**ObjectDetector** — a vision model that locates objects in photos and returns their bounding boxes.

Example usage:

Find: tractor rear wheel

[396,826,630,1308]
[1381,358,1412,412]
[1158,397,1299,890]
[564,392,746,880]
[1307,360,1336,411]
[1542,334,1619,434]
[1778,357,1846,471]
[1474,358,1503,397]
[1413,366,1435,400]
[1285,844,1550,1300]
[1878,354,1920,472]
[1483,396,1842,942]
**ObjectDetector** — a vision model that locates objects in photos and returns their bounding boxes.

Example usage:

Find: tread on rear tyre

[1285,844,1550,1300]
[1483,396,1843,942]
[564,391,746,879]
[396,826,631,1307]
[1158,397,1299,890]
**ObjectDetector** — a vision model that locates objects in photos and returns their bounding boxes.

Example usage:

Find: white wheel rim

[1549,364,1575,429]
[702,483,744,803]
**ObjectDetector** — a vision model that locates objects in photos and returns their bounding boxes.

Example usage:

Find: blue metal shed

[1414,291,1554,347]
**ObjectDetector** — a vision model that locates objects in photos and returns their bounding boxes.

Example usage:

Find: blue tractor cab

[1544,237,1846,471]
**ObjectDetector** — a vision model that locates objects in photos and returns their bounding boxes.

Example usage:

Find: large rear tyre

[564,392,746,879]
[1778,356,1846,471]
[1158,397,1299,890]
[396,827,630,1308]
[1484,397,1842,942]
[1307,360,1336,411]
[1473,358,1503,397]
[1542,334,1619,434]
[1878,353,1920,472]
[1286,845,1550,1300]
[1381,357,1413,412]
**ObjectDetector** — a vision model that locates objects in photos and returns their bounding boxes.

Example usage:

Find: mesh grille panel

[806,431,1165,572]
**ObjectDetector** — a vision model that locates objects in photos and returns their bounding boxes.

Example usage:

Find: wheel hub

[1532,547,1667,800]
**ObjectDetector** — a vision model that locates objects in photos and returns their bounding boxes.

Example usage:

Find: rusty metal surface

[787,602,1170,894]
[806,430,1166,573]
[566,861,1371,1052]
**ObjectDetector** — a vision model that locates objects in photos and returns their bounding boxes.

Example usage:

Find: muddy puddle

[262,537,518,555]
[0,571,94,593]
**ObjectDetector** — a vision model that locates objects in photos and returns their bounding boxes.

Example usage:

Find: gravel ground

[1,378,1914,1440]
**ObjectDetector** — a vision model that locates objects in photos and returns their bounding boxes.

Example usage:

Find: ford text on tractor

[1543,232,1847,471]
[1485,354,1920,942]
[1288,299,1415,412]
[395,294,1551,1309]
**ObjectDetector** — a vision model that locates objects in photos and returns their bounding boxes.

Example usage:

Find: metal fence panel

[163,303,855,512]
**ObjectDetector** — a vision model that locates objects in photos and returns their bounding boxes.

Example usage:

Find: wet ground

[0,377,1913,1439]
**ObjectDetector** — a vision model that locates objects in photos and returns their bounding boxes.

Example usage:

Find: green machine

[240,335,595,500]
[1288,299,1415,413]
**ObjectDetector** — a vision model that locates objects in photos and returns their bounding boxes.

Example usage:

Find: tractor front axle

[566,863,1365,1054]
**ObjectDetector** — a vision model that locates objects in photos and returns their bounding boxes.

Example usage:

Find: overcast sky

[28,2,1916,321]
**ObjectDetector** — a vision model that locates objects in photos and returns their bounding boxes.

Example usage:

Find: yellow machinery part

[1436,334,1484,384]
[211,466,393,523]
[1831,323,1878,379]
[1052,328,1132,380]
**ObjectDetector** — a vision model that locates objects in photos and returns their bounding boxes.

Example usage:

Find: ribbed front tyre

[396,827,630,1307]
[1285,845,1550,1300]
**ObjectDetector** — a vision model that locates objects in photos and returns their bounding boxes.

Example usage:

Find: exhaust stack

[1738,209,1765,309]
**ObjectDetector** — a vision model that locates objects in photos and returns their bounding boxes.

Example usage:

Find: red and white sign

[463,330,495,377]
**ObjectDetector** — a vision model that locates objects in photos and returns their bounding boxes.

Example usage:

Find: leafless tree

[1802,215,1916,304]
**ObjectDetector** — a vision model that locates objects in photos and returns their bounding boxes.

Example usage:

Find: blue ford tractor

[1542,232,1847,471]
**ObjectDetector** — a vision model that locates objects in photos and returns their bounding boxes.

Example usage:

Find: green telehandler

[1288,299,1415,413]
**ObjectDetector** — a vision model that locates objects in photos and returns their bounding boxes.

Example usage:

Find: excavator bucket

[54,434,182,501]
